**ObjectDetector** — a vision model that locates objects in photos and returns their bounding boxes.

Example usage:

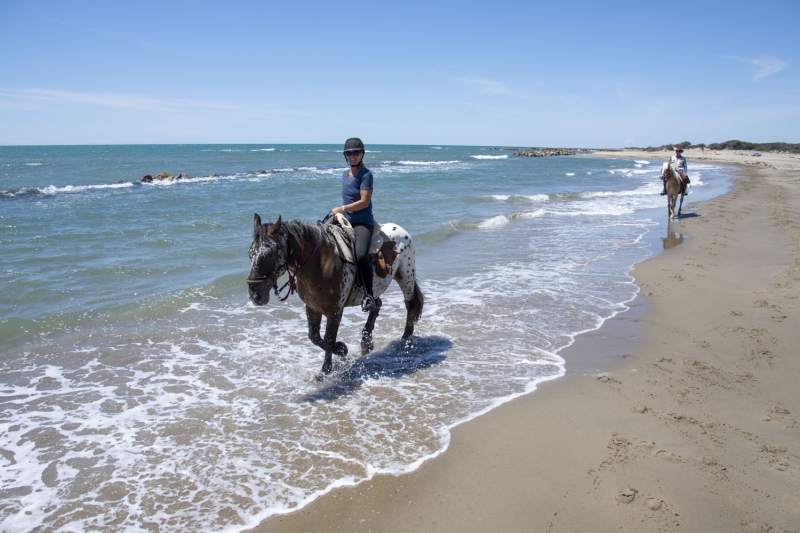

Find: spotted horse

[247,215,424,378]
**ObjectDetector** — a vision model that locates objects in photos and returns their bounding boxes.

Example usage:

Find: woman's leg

[353,223,375,309]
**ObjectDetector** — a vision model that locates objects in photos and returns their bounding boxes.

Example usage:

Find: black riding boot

[353,223,377,312]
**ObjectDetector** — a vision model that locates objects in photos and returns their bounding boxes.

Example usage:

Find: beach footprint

[654,450,682,463]
[645,498,663,511]
[769,460,791,472]
[616,487,637,504]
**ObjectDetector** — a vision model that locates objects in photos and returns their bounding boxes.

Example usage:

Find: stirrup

[361,295,381,312]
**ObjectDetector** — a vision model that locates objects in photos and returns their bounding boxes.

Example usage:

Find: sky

[0,0,798,147]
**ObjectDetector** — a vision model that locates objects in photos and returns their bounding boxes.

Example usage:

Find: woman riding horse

[330,138,379,313]
[661,146,690,195]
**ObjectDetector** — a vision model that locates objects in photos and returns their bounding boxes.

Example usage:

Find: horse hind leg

[401,281,424,339]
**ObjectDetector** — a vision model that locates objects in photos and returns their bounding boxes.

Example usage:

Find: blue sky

[0,0,797,147]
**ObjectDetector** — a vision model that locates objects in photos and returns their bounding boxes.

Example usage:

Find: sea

[0,144,731,532]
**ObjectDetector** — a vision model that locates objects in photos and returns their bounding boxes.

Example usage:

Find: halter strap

[275,226,323,301]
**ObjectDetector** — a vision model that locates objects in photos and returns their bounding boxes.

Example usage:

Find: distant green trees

[633,140,800,153]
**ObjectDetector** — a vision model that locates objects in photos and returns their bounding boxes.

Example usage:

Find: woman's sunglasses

[343,150,363,157]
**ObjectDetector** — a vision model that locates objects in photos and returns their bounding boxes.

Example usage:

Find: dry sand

[251,150,800,533]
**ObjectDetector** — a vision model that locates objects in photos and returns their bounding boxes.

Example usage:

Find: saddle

[327,214,399,279]
[661,162,689,194]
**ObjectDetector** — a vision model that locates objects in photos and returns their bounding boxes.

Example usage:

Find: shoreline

[250,150,800,532]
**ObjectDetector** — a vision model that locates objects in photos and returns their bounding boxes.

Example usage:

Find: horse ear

[253,213,262,233]
[268,215,282,237]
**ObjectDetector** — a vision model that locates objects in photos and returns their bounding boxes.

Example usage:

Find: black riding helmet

[343,138,365,161]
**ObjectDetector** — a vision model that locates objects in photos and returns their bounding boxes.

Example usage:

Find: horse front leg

[677,192,684,218]
[361,299,381,355]
[318,310,345,378]
[306,307,324,350]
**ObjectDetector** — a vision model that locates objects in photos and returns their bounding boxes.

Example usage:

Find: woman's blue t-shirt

[342,167,375,225]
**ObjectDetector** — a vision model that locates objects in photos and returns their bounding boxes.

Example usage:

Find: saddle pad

[329,225,356,264]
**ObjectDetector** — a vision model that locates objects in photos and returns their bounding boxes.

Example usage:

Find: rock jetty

[513,148,578,157]
[138,172,218,183]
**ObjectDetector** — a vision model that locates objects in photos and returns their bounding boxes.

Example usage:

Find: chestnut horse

[247,215,424,377]
[661,162,685,219]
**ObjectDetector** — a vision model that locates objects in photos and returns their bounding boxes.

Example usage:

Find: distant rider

[331,138,380,312]
[661,147,690,195]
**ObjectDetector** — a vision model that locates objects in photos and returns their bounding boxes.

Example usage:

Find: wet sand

[250,149,800,533]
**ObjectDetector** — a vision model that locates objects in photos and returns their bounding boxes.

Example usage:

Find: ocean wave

[471,155,508,160]
[489,194,549,203]
[251,148,276,151]
[580,184,655,199]
[2,165,341,200]
[565,172,576,176]
[397,160,460,165]
[477,215,510,228]
[2,182,135,198]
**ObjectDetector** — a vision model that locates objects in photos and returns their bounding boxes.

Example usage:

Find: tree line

[632,140,800,154]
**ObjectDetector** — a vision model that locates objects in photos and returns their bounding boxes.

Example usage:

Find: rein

[276,236,306,301]
[246,223,325,299]
[275,226,324,301]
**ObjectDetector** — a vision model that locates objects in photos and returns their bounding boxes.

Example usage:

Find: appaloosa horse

[661,162,685,219]
[247,215,424,377]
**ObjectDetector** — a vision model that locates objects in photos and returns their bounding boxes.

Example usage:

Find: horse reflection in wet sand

[662,222,685,250]
[247,215,424,378]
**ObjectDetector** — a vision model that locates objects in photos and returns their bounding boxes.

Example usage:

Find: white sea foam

[477,215,509,228]
[490,193,549,203]
[38,182,134,195]
[397,160,460,165]
[565,172,576,176]
[251,148,276,151]
[471,155,508,159]
[25,163,43,166]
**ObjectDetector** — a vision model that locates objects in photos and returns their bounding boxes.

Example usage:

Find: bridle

[246,226,323,301]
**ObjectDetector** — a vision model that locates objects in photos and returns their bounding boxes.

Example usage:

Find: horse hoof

[315,372,326,382]
[360,342,374,356]
[334,342,348,357]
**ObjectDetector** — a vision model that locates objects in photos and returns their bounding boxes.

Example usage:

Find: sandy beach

[251,149,800,533]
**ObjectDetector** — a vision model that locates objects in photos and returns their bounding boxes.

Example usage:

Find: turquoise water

[0,145,730,532]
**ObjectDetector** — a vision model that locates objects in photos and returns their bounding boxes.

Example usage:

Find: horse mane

[283,219,328,248]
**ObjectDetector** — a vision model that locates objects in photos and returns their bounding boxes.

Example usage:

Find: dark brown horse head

[247,214,288,306]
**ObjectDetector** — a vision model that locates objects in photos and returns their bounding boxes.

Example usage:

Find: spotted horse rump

[247,214,424,378]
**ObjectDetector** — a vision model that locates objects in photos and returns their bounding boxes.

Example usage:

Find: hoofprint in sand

[250,152,800,533]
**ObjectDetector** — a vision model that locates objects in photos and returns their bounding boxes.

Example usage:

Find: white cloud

[726,55,788,80]
[749,56,787,79]
[0,88,306,116]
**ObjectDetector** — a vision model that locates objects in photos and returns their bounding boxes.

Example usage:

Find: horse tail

[408,281,424,324]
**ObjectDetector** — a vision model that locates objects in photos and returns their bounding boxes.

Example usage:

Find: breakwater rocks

[138,172,218,183]
[513,148,579,157]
